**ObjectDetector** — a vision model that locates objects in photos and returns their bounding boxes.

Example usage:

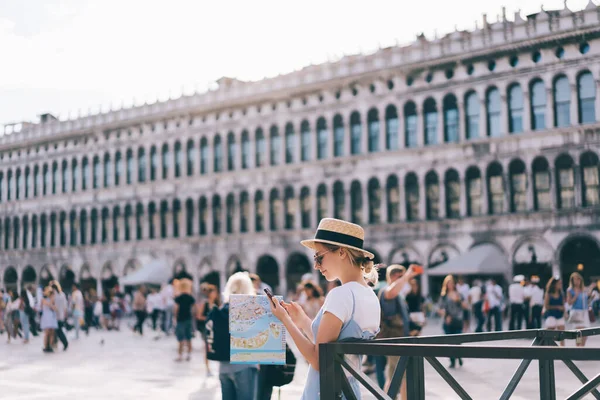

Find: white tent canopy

[427,244,510,276]
[120,259,170,286]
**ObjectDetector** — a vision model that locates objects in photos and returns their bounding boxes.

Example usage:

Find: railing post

[538,339,556,400]
[406,356,425,400]
[320,343,342,399]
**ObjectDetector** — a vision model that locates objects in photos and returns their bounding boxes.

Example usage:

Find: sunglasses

[314,249,333,267]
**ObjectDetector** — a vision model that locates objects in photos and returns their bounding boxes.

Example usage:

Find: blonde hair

[569,272,584,290]
[323,244,378,286]
[223,272,256,302]
[440,275,455,297]
[385,264,406,283]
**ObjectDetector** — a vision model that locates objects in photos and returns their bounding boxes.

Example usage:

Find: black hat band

[314,229,364,249]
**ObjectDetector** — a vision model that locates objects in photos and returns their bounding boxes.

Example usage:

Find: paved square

[1,321,599,399]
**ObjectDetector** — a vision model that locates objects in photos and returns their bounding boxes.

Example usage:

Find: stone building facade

[1,3,600,296]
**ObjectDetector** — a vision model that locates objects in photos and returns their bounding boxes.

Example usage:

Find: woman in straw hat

[270,218,381,399]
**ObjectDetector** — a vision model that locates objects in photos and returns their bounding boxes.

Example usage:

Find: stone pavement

[0,320,599,399]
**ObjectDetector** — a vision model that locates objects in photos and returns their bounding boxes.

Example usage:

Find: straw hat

[301,218,374,259]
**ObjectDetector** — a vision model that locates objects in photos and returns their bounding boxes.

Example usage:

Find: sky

[0,0,594,127]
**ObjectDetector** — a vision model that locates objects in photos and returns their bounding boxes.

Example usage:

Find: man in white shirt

[485,279,503,332]
[160,282,175,335]
[508,276,525,330]
[469,280,485,332]
[522,278,534,329]
[50,281,69,351]
[71,283,85,339]
[456,277,471,332]
[529,276,544,329]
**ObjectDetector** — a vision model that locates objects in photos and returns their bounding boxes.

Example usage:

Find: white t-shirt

[72,290,84,312]
[457,283,470,304]
[508,283,524,304]
[147,293,163,312]
[486,284,503,308]
[322,282,380,334]
[530,286,544,306]
[469,286,482,303]
[161,285,175,308]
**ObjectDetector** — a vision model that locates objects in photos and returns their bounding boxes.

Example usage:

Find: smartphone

[413,265,424,275]
[264,288,274,301]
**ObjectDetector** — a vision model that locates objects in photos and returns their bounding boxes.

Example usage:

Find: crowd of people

[2,217,599,400]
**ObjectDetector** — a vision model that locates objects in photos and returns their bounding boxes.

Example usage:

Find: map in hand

[229,294,287,365]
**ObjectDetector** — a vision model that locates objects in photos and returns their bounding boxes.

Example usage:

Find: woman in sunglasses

[270,218,381,399]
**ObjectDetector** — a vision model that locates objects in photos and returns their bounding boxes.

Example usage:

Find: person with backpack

[206,272,258,400]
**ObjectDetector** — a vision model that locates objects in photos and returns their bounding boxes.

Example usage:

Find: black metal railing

[319,328,600,400]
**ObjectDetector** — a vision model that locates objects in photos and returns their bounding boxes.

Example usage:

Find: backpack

[205,303,230,362]
[261,345,297,387]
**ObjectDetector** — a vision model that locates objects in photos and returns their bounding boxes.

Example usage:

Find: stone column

[399,180,407,221]
[362,179,369,225]
[84,208,91,245]
[418,173,426,220]
[70,212,77,247]
[459,178,467,217]
[142,206,149,240]
[522,90,532,132]
[500,94,509,136]
[207,198,214,235]
[293,120,302,164]
[343,113,352,156]
[379,177,388,224]
[249,191,256,233]
[311,119,318,162]
[327,183,335,220]
[570,84,579,126]
[545,88,554,129]
[379,106,387,151]
[130,150,138,184]
[416,103,425,147]
[574,165,583,208]
[236,131,244,170]
[438,177,447,219]
[0,168,5,202]
[596,80,600,123]
[265,130,272,167]
[326,113,335,159]
[479,98,487,139]
[361,109,368,154]
[265,193,272,232]
[503,175,511,213]
[457,100,465,142]
[294,185,302,230]
[436,96,444,145]
[549,168,558,209]
[481,171,490,215]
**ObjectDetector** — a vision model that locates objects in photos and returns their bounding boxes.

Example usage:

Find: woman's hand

[281,301,310,327]
[269,297,290,323]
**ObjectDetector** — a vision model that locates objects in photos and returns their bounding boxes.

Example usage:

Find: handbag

[588,308,596,323]
[377,291,406,339]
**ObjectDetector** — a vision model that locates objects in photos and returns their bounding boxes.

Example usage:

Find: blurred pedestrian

[174,279,195,362]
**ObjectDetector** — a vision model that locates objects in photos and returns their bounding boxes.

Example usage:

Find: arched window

[185,199,194,237]
[43,164,50,195]
[386,175,400,223]
[172,199,181,238]
[509,159,527,212]
[112,206,120,242]
[14,216,21,249]
[227,133,235,171]
[581,152,600,207]
[31,215,38,248]
[214,135,223,172]
[466,166,482,216]
[240,192,249,233]
[150,146,158,181]
[423,98,438,145]
[405,173,419,221]
[4,217,10,249]
[350,180,362,224]
[16,168,23,199]
[270,126,280,165]
[148,202,156,239]
[22,216,28,249]
[200,138,208,174]
[465,91,480,139]
[425,171,439,220]
[443,95,459,143]
[285,123,295,163]
[532,157,551,211]
[269,189,280,231]
[187,139,195,176]
[25,167,31,198]
[300,186,310,229]
[404,102,418,148]
[255,128,265,167]
[367,108,380,152]
[126,149,134,184]
[578,72,596,124]
[79,210,87,245]
[6,170,12,200]
[114,151,122,186]
[69,211,76,246]
[137,148,146,183]
[135,203,143,240]
[254,191,264,232]
[199,197,207,236]
[530,79,546,130]
[555,154,575,209]
[385,105,399,150]
[161,144,169,179]
[333,115,344,157]
[101,208,109,244]
[317,184,327,222]
[0,171,3,201]
[33,165,40,196]
[301,120,311,161]
[486,87,501,137]
[368,178,381,224]
[487,162,505,214]
[554,75,571,127]
[333,181,344,220]
[89,209,97,244]
[284,186,295,229]
[445,169,460,218]
[103,154,111,187]
[316,118,328,160]
[40,214,47,248]
[174,141,182,178]
[51,162,59,195]
[508,84,524,134]
[124,205,132,241]
[159,201,168,238]
[61,161,67,193]
[226,194,234,234]
[350,112,362,155]
[241,130,250,169]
